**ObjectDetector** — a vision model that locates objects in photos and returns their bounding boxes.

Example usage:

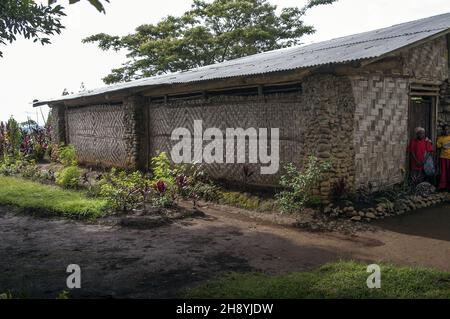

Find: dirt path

[0,203,449,298]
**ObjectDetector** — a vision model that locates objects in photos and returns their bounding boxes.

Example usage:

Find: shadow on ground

[375,204,450,242]
[0,208,339,299]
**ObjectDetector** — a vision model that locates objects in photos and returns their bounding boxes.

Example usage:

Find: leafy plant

[151,151,177,181]
[20,120,51,161]
[0,0,109,57]
[0,117,22,160]
[99,169,146,211]
[58,144,77,167]
[276,156,331,213]
[56,166,80,189]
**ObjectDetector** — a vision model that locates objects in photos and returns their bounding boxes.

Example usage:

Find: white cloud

[0,0,449,124]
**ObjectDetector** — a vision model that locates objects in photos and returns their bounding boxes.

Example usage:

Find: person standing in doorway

[408,127,433,185]
[437,125,450,190]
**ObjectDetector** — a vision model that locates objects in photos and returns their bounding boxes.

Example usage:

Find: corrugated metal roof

[34,12,450,106]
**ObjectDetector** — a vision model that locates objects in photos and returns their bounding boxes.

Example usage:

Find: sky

[1,0,450,124]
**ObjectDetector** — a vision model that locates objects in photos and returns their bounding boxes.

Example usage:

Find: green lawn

[185,261,450,299]
[0,176,108,219]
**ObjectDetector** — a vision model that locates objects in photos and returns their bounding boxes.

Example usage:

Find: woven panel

[66,104,129,167]
[148,95,307,186]
[403,36,449,82]
[352,76,409,188]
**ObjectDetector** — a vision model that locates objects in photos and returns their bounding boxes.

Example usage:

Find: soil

[0,202,449,298]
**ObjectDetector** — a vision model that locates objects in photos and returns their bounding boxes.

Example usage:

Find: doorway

[409,96,435,141]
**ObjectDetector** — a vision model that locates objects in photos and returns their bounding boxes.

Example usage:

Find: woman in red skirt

[408,127,433,186]
[437,125,450,190]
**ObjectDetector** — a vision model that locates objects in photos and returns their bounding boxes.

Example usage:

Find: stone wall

[65,103,132,168]
[49,104,66,145]
[440,80,450,133]
[146,74,356,195]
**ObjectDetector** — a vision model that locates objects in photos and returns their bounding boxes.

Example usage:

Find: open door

[409,96,435,141]
[408,85,439,182]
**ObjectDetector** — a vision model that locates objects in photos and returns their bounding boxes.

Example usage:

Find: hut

[34,13,450,195]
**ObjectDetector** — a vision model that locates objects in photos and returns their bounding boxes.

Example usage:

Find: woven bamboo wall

[146,74,356,191]
[403,36,449,82]
[351,76,409,188]
[352,35,449,189]
[66,104,130,167]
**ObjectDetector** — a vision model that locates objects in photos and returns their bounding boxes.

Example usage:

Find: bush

[1,118,22,160]
[99,169,152,211]
[151,151,177,181]
[20,120,51,161]
[276,156,331,213]
[59,144,77,167]
[193,182,221,202]
[56,166,80,189]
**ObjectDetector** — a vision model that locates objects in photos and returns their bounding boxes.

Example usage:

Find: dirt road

[0,203,449,298]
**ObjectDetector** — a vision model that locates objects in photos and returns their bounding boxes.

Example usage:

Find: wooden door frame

[407,84,439,174]
[408,93,438,145]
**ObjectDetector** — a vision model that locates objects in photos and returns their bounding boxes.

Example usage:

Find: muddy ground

[0,203,449,298]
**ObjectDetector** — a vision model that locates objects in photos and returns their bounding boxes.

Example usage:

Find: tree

[0,0,109,57]
[83,0,338,84]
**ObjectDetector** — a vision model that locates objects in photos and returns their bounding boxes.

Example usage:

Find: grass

[185,261,450,299]
[0,176,108,219]
[218,191,276,212]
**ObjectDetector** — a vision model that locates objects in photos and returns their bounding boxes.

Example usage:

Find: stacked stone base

[323,192,449,222]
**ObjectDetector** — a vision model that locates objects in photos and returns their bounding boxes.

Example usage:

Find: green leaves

[48,0,110,13]
[276,156,331,213]
[0,0,109,57]
[83,0,338,84]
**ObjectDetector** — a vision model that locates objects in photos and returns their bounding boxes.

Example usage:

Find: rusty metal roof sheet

[34,12,450,106]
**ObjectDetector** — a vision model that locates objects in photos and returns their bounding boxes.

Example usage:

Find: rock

[343,206,355,213]
[366,213,377,219]
[351,216,362,222]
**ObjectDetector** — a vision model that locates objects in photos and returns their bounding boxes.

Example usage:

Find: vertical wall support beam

[50,103,67,146]
[123,95,146,170]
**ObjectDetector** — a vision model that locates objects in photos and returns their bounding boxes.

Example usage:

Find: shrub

[151,151,177,181]
[20,120,51,161]
[1,118,22,159]
[192,182,221,202]
[59,144,77,167]
[56,166,80,189]
[19,159,40,180]
[276,156,331,213]
[99,169,152,211]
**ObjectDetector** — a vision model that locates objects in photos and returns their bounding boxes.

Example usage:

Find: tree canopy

[0,0,109,57]
[83,0,338,84]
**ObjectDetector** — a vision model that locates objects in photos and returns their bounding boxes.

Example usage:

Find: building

[34,13,450,196]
